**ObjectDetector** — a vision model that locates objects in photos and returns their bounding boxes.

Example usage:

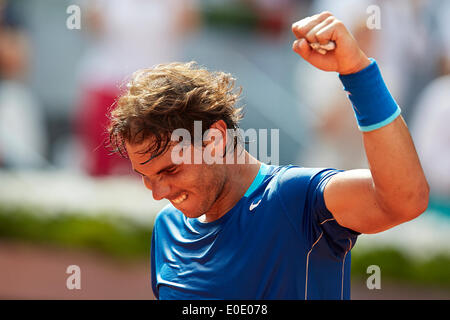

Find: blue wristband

[339,58,401,132]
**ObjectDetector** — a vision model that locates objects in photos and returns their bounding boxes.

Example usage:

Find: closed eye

[164,166,178,174]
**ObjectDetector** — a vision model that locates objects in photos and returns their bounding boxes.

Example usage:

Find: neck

[198,152,261,223]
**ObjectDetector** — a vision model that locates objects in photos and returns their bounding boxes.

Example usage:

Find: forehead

[125,140,174,172]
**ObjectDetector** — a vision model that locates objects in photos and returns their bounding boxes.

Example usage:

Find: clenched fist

[292,11,371,75]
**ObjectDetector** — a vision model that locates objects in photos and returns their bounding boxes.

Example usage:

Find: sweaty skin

[126,120,261,223]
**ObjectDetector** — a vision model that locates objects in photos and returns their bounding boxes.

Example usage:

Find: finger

[305,15,335,44]
[293,38,333,69]
[292,38,312,60]
[292,11,333,39]
[315,19,345,45]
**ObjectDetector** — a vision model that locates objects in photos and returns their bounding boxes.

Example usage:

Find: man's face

[125,140,227,219]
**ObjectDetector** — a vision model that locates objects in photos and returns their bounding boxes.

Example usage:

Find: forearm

[336,57,429,218]
[292,12,430,232]
[362,116,429,217]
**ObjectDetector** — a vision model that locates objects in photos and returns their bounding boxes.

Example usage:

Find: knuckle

[292,20,304,30]
[320,11,333,18]
[295,24,306,33]
[295,24,308,36]
[333,19,345,28]
[305,31,316,42]
[315,31,327,41]
[324,15,335,23]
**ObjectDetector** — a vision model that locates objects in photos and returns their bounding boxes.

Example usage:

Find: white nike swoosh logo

[249,199,262,211]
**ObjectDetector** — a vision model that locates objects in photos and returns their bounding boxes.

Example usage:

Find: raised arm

[292,12,429,234]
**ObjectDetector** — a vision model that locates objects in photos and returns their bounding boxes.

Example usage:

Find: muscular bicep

[323,169,403,234]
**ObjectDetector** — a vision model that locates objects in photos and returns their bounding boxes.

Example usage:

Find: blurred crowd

[0,0,47,168]
[0,0,449,200]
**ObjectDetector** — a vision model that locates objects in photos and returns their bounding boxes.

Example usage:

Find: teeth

[172,193,187,204]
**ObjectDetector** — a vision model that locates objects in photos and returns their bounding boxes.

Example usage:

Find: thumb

[293,38,312,60]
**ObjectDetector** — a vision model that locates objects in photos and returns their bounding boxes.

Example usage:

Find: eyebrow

[133,164,176,177]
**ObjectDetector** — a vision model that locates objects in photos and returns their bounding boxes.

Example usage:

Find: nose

[142,176,170,201]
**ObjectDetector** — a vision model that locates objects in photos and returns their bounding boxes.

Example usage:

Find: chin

[178,208,204,219]
[171,200,194,216]
[172,190,216,219]
[182,211,203,219]
[174,201,207,219]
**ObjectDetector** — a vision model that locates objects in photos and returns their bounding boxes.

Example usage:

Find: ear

[201,121,227,164]
[201,120,226,154]
[208,120,227,144]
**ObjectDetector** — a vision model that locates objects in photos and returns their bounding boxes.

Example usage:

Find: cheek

[198,165,224,195]
[173,166,207,194]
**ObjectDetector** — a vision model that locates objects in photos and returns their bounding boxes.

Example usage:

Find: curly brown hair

[107,61,244,162]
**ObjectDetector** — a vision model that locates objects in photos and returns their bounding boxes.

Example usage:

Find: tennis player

[107,12,429,299]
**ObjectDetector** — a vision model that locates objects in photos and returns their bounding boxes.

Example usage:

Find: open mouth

[171,193,188,204]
